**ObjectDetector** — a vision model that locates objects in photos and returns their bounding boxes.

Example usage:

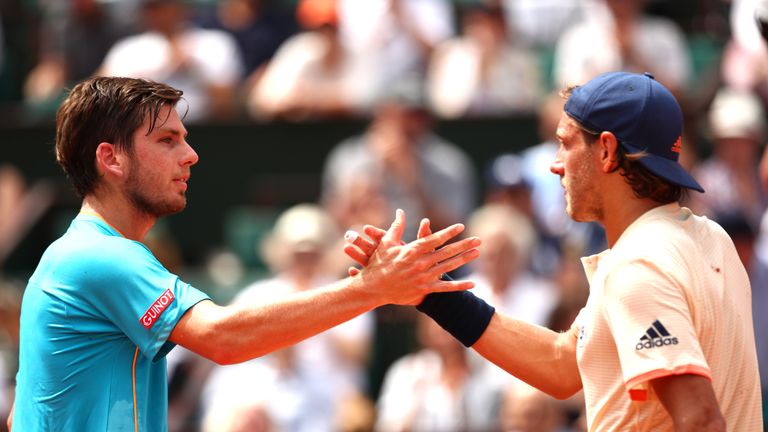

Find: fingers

[417,218,432,240]
[430,247,481,279]
[431,236,481,264]
[344,242,371,267]
[382,209,406,245]
[344,229,378,266]
[362,225,387,242]
[413,222,466,252]
[348,266,361,277]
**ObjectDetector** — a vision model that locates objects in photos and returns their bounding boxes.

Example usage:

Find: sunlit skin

[81,105,198,241]
[125,106,198,218]
[550,113,604,224]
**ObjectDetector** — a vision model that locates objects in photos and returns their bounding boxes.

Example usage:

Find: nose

[550,149,564,176]
[182,140,199,167]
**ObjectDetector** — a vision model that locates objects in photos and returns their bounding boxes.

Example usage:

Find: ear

[598,132,621,173]
[95,142,127,179]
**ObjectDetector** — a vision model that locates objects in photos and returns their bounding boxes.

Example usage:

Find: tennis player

[346,72,762,431]
[8,76,481,431]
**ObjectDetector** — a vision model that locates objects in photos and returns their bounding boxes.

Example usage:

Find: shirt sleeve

[602,258,711,400]
[80,239,210,362]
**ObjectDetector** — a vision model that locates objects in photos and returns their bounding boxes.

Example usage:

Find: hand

[345,217,433,275]
[351,210,479,306]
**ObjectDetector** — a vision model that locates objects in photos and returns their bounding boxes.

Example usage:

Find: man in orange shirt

[347,72,762,431]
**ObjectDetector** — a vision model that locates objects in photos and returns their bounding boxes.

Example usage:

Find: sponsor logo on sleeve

[635,319,678,350]
[140,289,175,329]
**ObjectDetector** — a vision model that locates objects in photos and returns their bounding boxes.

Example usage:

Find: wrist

[417,290,495,347]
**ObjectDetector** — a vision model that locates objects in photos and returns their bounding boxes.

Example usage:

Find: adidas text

[636,337,678,350]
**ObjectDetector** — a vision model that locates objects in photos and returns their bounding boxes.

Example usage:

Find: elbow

[545,372,583,400]
[549,382,582,400]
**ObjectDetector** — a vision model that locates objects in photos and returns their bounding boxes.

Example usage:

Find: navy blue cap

[564,71,704,193]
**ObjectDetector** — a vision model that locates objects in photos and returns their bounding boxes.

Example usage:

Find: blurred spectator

[721,0,768,104]
[321,81,478,237]
[500,0,591,48]
[375,314,502,432]
[202,204,373,432]
[464,204,559,328]
[552,0,691,94]
[23,0,134,108]
[337,0,455,107]
[688,87,768,230]
[0,165,56,268]
[98,0,243,122]
[196,0,297,79]
[427,2,543,118]
[248,0,367,120]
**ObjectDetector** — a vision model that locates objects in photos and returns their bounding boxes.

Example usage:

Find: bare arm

[7,401,12,431]
[651,374,726,432]
[346,221,583,399]
[473,313,583,399]
[170,210,480,364]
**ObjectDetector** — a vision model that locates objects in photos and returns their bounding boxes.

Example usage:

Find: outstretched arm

[345,220,583,399]
[170,210,481,365]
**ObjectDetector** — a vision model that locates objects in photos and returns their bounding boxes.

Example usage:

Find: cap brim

[634,153,705,193]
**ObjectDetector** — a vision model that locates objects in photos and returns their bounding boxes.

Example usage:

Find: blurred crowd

[2,0,768,431]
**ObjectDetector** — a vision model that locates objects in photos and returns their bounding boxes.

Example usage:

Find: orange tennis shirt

[572,203,762,431]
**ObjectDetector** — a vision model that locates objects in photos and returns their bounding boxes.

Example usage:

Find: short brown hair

[560,87,685,204]
[55,77,183,197]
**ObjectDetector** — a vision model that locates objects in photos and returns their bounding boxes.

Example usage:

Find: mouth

[174,175,189,191]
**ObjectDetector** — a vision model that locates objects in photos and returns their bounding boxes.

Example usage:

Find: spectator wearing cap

[688,87,768,230]
[247,0,369,119]
[348,71,761,430]
[201,204,374,432]
[463,203,558,329]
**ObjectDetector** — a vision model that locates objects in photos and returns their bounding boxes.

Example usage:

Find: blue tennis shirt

[13,213,210,431]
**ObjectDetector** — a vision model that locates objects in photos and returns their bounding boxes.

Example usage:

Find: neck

[82,193,156,241]
[602,198,667,248]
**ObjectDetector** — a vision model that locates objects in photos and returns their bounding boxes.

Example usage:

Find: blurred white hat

[261,204,339,271]
[709,87,766,142]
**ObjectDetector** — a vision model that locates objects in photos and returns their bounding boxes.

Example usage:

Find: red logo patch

[671,136,683,153]
[140,289,175,329]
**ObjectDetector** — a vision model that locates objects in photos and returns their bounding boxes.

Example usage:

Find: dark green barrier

[1,116,539,273]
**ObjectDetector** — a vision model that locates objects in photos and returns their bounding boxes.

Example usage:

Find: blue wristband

[416,275,495,347]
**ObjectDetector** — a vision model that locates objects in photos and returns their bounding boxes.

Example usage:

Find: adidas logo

[635,320,678,350]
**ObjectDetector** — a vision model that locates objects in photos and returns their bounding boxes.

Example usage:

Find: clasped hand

[344,209,480,305]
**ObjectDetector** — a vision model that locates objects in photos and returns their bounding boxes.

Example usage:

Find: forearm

[473,313,582,399]
[171,277,379,364]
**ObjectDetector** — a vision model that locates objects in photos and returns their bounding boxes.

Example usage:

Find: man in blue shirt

[8,76,481,431]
